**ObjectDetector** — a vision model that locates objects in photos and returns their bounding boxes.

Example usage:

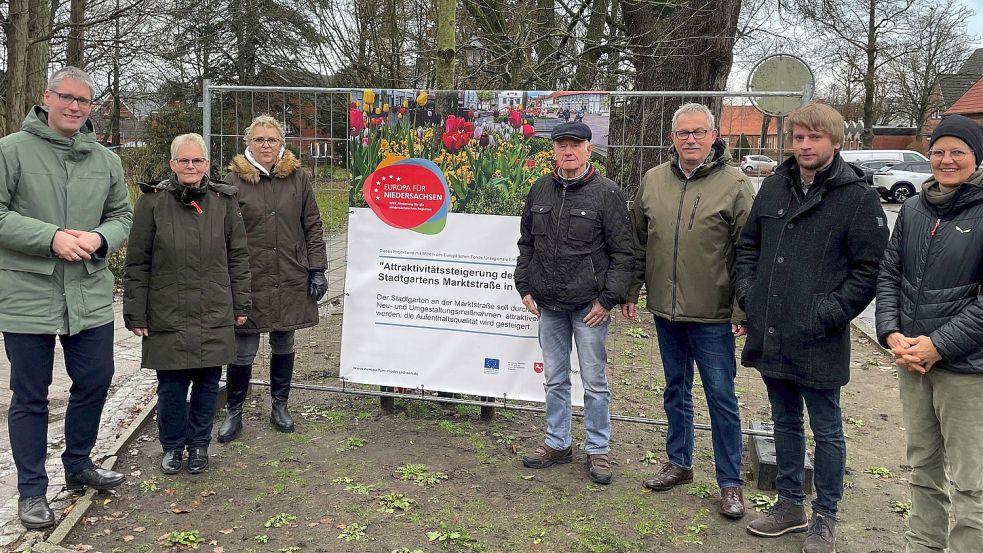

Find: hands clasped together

[885,332,942,374]
[51,229,102,262]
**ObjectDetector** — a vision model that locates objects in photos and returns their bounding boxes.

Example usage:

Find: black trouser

[4,323,115,497]
[155,367,221,452]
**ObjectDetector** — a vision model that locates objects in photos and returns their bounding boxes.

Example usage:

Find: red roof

[719,105,778,137]
[946,77,983,115]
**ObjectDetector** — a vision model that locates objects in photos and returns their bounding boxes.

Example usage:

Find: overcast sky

[967,0,983,46]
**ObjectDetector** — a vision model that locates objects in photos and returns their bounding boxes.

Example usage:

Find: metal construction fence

[201,83,807,434]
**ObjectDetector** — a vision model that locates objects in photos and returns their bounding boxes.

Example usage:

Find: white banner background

[341,208,586,405]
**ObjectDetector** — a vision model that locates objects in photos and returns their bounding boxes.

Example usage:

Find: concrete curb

[44,396,158,548]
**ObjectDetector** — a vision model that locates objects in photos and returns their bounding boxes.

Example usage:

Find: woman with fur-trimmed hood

[219,115,327,442]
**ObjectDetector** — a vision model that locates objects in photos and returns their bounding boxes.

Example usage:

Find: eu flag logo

[484,358,500,370]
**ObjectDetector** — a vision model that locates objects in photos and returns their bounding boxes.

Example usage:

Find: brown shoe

[587,454,612,485]
[642,462,693,491]
[522,443,573,469]
[719,486,746,518]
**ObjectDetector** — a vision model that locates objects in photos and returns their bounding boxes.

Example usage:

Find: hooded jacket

[514,167,634,311]
[735,154,889,388]
[875,170,983,375]
[0,106,132,335]
[224,150,327,333]
[627,139,755,323]
[122,177,251,370]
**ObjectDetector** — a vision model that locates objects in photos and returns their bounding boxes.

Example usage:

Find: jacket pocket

[147,275,181,331]
[80,259,113,316]
[202,280,235,328]
[809,293,827,338]
[568,208,599,242]
[687,195,701,231]
[0,269,54,319]
[531,204,552,235]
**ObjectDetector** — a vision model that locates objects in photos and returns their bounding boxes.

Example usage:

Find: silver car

[741,155,778,175]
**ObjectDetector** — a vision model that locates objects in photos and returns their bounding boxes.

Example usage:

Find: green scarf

[921,168,983,206]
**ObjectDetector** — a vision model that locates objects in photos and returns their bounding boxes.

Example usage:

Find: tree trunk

[25,0,51,118]
[533,0,557,89]
[66,0,85,67]
[612,0,742,199]
[571,0,609,90]
[232,0,258,84]
[435,0,455,88]
[5,0,29,134]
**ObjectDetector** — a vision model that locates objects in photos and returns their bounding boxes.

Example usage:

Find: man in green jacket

[0,67,132,529]
[623,102,755,519]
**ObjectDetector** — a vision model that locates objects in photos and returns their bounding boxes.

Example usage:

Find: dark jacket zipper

[687,194,701,231]
[671,181,688,319]
[549,186,567,307]
[913,217,942,316]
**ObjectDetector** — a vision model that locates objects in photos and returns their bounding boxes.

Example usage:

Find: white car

[741,155,778,175]
[872,161,932,203]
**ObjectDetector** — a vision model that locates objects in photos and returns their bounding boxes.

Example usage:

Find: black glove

[308,268,327,301]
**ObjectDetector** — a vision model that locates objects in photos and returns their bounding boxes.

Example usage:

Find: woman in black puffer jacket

[875,114,983,553]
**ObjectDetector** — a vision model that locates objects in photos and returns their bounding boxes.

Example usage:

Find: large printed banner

[340,88,611,403]
[341,209,561,402]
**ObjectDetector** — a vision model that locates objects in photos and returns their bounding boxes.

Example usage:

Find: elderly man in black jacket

[514,121,633,485]
[735,103,889,553]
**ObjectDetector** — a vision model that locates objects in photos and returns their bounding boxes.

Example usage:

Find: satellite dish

[747,54,815,117]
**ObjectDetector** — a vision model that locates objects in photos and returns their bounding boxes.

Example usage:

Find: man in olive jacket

[0,67,132,529]
[736,103,888,553]
[624,103,755,519]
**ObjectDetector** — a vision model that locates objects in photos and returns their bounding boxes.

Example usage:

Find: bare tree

[888,0,973,131]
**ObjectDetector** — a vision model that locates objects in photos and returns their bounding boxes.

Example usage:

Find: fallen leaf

[84,517,99,525]
[219,528,234,535]
[521,475,534,480]
[200,490,216,497]
[213,548,224,553]
[133,526,146,532]
[123,535,135,542]
[164,488,177,496]
[169,505,191,514]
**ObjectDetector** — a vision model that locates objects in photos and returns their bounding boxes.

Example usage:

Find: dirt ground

[59,312,911,553]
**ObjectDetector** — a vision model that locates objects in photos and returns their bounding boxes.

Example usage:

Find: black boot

[269,353,295,433]
[217,363,252,443]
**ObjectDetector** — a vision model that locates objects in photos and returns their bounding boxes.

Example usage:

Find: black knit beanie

[929,114,983,167]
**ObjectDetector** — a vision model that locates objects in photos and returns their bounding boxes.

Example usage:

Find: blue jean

[156,367,222,451]
[4,323,115,497]
[762,376,844,518]
[654,317,743,488]
[539,305,611,454]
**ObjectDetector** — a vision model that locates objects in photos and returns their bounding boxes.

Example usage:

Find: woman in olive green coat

[123,133,250,475]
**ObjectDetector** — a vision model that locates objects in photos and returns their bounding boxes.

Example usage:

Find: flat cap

[550,121,591,142]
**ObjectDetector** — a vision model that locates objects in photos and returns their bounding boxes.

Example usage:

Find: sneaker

[746,499,808,537]
[522,443,573,469]
[802,512,837,553]
[587,454,612,485]
[642,462,693,491]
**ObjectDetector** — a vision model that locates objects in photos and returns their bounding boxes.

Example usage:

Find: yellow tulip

[363,89,376,105]
[374,107,381,115]
[402,100,409,108]
[417,90,429,107]
[363,102,370,112]
[517,103,523,110]
[383,103,390,113]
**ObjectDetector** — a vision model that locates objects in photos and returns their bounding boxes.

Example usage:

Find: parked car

[740,155,778,175]
[872,161,932,202]
[855,159,899,185]
[840,149,928,164]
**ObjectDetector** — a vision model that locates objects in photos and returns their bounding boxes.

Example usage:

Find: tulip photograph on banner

[348,89,611,218]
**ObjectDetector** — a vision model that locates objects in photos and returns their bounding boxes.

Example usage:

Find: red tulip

[463,122,475,134]
[521,124,535,139]
[525,159,536,168]
[399,106,408,115]
[442,131,467,153]
[445,115,457,134]
[468,110,475,119]
[508,108,522,128]
[349,107,365,135]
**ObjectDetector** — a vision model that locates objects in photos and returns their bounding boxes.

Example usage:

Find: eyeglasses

[49,90,93,108]
[928,149,970,161]
[251,137,282,146]
[173,158,208,167]
[671,129,709,140]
